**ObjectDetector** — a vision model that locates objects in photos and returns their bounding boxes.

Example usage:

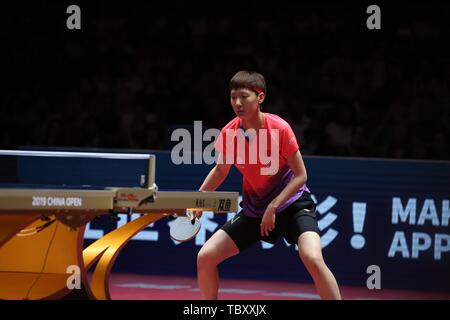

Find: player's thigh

[198,229,239,263]
[297,231,324,262]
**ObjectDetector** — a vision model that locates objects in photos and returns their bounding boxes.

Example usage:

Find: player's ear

[258,92,265,104]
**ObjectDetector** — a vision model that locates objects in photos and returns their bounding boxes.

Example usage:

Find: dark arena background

[0,0,449,309]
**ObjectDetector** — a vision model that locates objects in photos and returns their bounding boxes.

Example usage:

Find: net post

[147,155,156,189]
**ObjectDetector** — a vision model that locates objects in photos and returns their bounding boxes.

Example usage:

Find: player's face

[230,88,262,119]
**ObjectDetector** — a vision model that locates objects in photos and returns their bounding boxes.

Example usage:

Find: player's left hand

[260,204,277,237]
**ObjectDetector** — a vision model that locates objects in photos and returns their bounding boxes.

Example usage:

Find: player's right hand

[187,210,202,220]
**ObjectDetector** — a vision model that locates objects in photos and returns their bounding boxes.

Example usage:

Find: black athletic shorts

[221,191,320,252]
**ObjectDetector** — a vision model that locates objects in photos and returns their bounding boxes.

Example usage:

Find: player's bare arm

[196,153,231,218]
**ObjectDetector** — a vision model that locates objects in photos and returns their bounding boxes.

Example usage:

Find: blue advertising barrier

[83,151,449,292]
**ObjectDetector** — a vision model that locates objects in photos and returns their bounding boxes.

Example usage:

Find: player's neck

[240,111,265,131]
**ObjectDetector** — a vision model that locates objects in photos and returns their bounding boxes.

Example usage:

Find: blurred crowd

[1,3,449,160]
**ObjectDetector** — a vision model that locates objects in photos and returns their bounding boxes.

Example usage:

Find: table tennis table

[0,150,238,300]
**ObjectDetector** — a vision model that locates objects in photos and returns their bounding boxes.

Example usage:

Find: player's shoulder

[265,113,292,129]
[221,117,240,131]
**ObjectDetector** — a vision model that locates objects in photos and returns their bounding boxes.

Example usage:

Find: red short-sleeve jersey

[215,113,309,217]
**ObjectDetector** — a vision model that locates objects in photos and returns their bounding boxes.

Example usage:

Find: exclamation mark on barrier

[351,202,367,249]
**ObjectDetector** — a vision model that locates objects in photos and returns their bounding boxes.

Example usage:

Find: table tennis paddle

[169,215,201,242]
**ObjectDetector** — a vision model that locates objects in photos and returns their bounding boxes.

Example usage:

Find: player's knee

[197,247,219,268]
[299,251,324,273]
